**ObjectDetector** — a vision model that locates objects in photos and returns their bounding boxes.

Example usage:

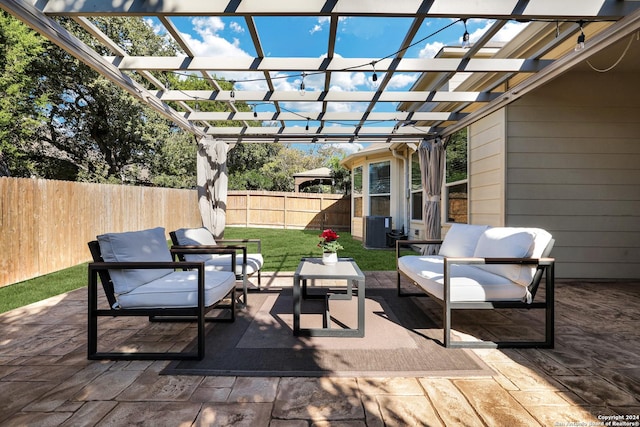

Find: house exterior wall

[506,70,640,279]
[468,109,507,226]
[347,149,407,241]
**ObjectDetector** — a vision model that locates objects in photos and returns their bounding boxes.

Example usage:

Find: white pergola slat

[39,0,637,19]
[107,56,554,73]
[2,0,639,144]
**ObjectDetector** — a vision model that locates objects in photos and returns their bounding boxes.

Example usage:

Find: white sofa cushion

[174,227,263,276]
[204,254,264,276]
[398,255,529,302]
[173,227,217,262]
[116,270,236,309]
[97,227,173,296]
[473,227,536,286]
[439,224,490,257]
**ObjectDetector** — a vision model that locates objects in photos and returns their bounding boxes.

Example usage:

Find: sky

[148,16,527,154]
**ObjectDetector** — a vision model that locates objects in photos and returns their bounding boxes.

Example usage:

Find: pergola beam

[108,56,553,73]
[39,0,637,20]
[158,90,499,103]
[182,111,463,122]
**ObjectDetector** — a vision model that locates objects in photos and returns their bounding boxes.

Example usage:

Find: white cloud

[419,41,445,58]
[465,20,528,45]
[310,17,330,34]
[144,18,165,35]
[229,21,245,33]
[491,21,528,43]
[179,17,269,88]
[387,73,419,89]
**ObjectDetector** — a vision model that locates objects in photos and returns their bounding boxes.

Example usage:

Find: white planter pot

[322,252,338,265]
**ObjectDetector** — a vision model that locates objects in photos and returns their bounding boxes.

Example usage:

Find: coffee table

[293,257,365,337]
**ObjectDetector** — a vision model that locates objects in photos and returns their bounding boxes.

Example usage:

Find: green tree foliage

[0,13,348,191]
[446,128,468,183]
[0,11,47,176]
[149,131,197,188]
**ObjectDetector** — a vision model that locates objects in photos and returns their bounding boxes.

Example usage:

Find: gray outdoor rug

[162,288,494,377]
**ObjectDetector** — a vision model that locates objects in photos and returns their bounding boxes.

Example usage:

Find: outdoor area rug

[162,288,494,377]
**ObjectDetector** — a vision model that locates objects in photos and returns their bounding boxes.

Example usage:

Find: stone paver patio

[1,272,639,426]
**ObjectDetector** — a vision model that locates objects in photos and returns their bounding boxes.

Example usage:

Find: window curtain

[419,137,447,255]
[197,137,228,239]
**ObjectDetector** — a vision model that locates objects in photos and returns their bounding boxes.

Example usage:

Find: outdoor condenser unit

[364,216,392,248]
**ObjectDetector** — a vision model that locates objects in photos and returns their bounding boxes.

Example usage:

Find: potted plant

[318,229,343,265]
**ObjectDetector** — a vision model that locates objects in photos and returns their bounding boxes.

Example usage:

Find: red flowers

[318,229,344,253]
[319,229,339,242]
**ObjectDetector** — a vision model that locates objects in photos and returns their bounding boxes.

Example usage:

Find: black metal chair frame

[87,241,237,361]
[396,238,555,349]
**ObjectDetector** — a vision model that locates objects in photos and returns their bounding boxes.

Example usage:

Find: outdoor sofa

[396,223,555,348]
[87,227,238,360]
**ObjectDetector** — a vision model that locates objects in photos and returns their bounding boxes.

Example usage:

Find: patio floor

[1,271,639,426]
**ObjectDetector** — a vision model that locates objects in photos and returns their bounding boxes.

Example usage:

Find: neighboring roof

[340,143,400,169]
[2,1,640,144]
[292,167,331,178]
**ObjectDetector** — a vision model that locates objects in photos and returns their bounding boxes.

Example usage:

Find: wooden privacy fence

[227,190,350,231]
[0,178,350,288]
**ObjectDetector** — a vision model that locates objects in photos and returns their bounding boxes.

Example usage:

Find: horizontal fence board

[0,180,350,287]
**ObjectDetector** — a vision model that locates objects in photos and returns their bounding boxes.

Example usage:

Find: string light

[299,72,306,96]
[229,81,235,102]
[575,21,586,51]
[461,19,470,49]
[371,61,378,82]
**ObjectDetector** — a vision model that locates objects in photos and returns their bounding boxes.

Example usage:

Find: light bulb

[462,32,470,49]
[299,73,306,96]
[575,31,585,51]
[461,19,470,49]
[575,21,586,52]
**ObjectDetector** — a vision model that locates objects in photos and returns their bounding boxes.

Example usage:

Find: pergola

[2,1,640,145]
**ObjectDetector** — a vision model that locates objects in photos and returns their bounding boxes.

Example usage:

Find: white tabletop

[295,258,364,280]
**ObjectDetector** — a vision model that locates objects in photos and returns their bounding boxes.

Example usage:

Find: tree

[149,131,198,188]
[446,128,467,183]
[0,11,47,176]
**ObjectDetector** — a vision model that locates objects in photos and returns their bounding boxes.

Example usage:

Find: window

[411,151,422,221]
[369,161,390,216]
[445,129,468,223]
[353,166,363,217]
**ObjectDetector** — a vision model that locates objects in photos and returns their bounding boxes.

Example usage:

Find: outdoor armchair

[87,227,237,361]
[170,227,264,306]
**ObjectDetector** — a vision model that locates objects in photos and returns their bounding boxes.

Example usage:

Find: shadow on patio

[0,272,638,426]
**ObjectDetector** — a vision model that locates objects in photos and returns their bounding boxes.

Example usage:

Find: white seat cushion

[173,227,218,262]
[116,270,236,309]
[174,227,263,276]
[438,224,490,257]
[473,227,536,286]
[97,227,173,296]
[204,253,264,276]
[398,255,529,302]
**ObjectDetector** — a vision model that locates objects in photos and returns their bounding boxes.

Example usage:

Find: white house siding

[468,109,507,227]
[347,149,406,241]
[506,70,640,279]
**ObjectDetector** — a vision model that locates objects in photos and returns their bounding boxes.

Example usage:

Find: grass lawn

[0,227,409,314]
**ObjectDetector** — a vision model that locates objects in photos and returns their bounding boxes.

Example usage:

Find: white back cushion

[439,223,490,257]
[473,227,536,286]
[97,227,173,296]
[174,227,217,262]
